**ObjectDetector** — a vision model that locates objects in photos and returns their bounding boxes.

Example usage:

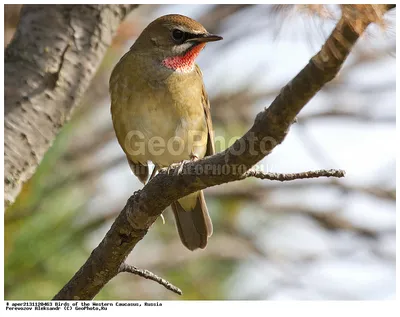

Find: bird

[109,14,222,251]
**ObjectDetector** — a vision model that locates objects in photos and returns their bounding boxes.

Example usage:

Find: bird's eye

[172,29,186,44]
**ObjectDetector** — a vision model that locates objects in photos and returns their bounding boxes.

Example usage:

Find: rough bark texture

[4,4,138,207]
[54,5,394,300]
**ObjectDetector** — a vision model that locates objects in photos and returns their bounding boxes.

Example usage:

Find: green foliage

[4,121,91,300]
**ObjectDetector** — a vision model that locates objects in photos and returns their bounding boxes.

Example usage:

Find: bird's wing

[109,54,150,184]
[195,64,215,156]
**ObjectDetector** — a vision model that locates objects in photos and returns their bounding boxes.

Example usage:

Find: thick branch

[53,6,393,300]
[4,4,138,207]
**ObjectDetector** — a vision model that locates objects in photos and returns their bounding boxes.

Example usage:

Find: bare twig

[118,263,182,295]
[242,168,345,181]
[209,181,395,202]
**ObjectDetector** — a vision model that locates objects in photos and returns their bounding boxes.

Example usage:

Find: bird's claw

[166,155,199,176]
[175,160,190,175]
[160,214,166,224]
[166,163,177,175]
[189,153,199,161]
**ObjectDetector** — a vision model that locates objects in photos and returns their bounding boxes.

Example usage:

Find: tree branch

[4,4,139,207]
[242,169,345,181]
[118,263,182,296]
[53,5,394,300]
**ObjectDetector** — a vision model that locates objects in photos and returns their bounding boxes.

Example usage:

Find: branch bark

[53,5,394,300]
[4,4,139,207]
[242,169,345,181]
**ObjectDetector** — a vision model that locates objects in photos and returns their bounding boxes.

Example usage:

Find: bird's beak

[187,33,223,43]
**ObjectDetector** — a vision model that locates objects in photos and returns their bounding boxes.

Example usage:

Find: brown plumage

[109,14,222,250]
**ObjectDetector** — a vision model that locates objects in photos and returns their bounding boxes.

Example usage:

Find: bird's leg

[149,164,160,181]
[189,153,199,161]
[166,164,176,175]
[150,164,166,223]
[174,153,199,175]
[166,153,199,176]
[165,161,186,175]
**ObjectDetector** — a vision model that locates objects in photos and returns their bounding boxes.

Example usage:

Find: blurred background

[4,4,396,300]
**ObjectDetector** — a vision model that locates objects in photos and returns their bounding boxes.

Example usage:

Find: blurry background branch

[4,4,139,207]
[52,4,394,300]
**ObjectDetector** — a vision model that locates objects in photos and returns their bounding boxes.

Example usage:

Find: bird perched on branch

[109,14,222,250]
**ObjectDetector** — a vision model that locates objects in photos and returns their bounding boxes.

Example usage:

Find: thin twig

[242,168,345,181]
[118,263,182,296]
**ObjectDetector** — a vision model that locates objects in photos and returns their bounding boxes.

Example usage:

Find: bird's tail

[171,190,213,251]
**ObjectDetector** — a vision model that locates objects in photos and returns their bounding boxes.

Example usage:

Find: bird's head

[133,14,223,73]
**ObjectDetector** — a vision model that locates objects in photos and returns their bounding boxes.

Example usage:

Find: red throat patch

[162,43,206,72]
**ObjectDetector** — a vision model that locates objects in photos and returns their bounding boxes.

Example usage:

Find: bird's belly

[121,100,207,167]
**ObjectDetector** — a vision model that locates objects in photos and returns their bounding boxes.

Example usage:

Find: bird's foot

[189,153,199,161]
[169,160,189,176]
[167,155,199,176]
[166,163,179,175]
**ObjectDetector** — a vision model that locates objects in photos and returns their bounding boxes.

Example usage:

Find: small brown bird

[109,14,222,250]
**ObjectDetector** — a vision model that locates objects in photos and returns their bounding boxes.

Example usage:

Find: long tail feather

[171,191,212,251]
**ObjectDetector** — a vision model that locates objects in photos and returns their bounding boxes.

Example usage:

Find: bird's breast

[112,68,207,167]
